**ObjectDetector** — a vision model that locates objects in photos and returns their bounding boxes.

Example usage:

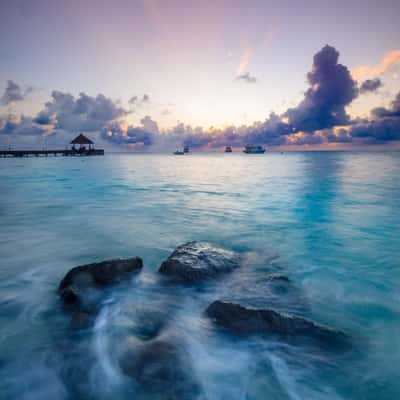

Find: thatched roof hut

[70,134,94,145]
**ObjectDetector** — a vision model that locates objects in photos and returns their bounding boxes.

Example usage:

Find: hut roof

[70,134,94,145]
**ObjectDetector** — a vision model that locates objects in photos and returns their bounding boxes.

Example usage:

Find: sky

[0,0,400,151]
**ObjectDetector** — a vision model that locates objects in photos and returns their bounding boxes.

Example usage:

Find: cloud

[371,91,400,119]
[140,115,159,134]
[128,94,150,107]
[284,45,358,132]
[167,47,400,149]
[244,113,292,145]
[177,113,291,149]
[345,90,400,142]
[0,114,49,136]
[287,132,324,146]
[235,72,258,84]
[1,80,33,106]
[359,78,383,94]
[103,124,153,146]
[352,49,400,80]
[349,119,400,143]
[323,127,353,143]
[237,47,253,75]
[34,91,128,132]
[2,45,400,150]
[128,96,138,105]
[181,126,214,148]
[101,116,158,147]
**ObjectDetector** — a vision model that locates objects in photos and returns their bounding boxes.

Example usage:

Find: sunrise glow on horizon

[1,0,400,150]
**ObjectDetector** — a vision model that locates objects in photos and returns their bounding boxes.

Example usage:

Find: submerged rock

[58,257,143,312]
[220,270,309,315]
[206,300,348,347]
[159,242,241,282]
[120,336,202,399]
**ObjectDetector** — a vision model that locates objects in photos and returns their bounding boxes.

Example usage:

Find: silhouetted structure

[0,133,104,157]
[69,133,103,155]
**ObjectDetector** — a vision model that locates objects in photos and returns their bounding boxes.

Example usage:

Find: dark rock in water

[159,241,241,282]
[266,274,290,283]
[206,300,349,347]
[59,257,143,290]
[58,257,143,312]
[217,269,309,315]
[120,336,202,399]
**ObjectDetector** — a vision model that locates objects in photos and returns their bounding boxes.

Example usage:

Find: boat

[225,146,232,153]
[173,150,185,155]
[243,144,266,154]
[183,146,190,153]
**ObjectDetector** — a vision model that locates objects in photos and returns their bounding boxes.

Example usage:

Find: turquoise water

[0,152,399,399]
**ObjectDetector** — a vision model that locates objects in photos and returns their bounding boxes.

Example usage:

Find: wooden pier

[0,133,104,158]
[0,149,104,158]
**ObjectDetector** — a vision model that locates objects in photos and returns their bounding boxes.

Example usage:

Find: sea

[0,151,399,399]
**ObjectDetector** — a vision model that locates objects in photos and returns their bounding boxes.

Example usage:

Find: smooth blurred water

[0,152,399,399]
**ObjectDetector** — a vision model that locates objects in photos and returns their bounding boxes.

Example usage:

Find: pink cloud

[352,49,400,80]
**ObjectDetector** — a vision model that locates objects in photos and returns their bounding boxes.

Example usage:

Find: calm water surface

[0,152,399,399]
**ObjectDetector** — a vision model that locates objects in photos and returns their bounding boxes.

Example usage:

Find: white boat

[243,144,265,154]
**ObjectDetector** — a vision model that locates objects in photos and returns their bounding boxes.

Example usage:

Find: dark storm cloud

[359,78,383,94]
[235,72,257,83]
[1,80,33,106]
[34,91,128,132]
[284,45,358,132]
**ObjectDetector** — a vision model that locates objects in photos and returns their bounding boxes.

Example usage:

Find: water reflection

[0,153,399,399]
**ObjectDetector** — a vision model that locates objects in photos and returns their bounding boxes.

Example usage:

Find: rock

[159,242,241,282]
[206,301,349,347]
[211,267,309,316]
[266,274,290,283]
[119,336,202,399]
[58,257,143,311]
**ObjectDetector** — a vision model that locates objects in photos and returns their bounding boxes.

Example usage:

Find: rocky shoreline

[57,241,350,399]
